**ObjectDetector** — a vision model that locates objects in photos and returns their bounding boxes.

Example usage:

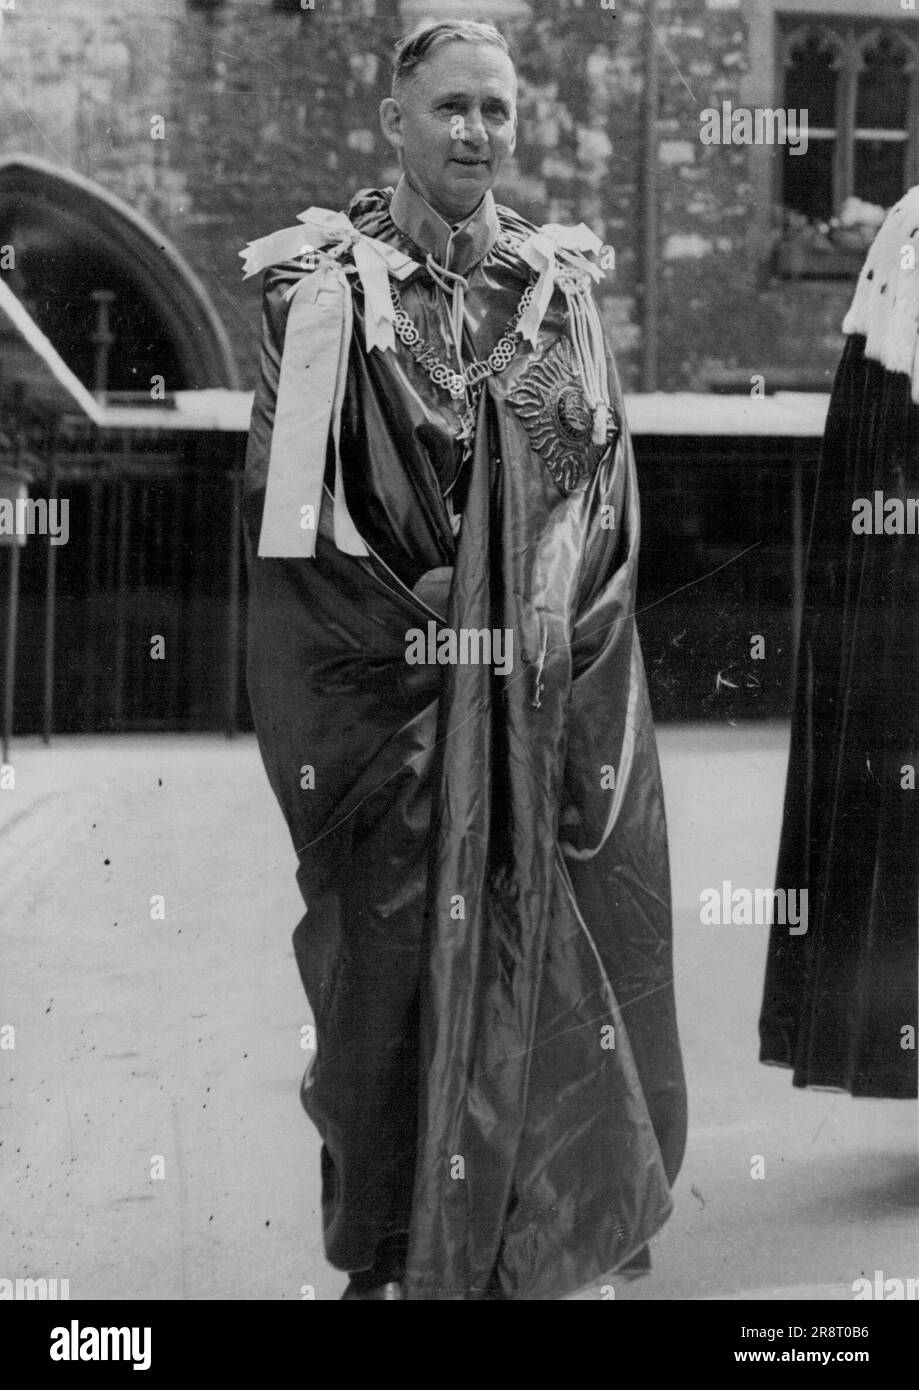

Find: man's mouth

[452,156,488,166]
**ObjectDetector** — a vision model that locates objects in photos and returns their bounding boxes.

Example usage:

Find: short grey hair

[391,20,513,98]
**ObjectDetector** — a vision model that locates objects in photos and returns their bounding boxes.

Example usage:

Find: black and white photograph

[0,0,917,1338]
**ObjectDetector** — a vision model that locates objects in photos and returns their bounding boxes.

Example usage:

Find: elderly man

[242,20,686,1301]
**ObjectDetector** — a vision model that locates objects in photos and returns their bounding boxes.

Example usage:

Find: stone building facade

[1,0,917,733]
[2,0,916,394]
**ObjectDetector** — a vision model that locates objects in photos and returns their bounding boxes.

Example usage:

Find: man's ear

[508,109,517,158]
[379,97,404,154]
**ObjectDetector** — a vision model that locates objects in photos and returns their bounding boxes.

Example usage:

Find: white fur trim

[842,184,919,403]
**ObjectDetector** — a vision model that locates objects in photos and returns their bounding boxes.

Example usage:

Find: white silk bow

[515,222,605,347]
[239,206,417,353]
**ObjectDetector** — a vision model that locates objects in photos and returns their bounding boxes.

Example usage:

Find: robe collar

[389,174,500,277]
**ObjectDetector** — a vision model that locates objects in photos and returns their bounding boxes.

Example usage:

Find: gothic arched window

[782,24,843,223]
[781,19,918,223]
[854,27,915,211]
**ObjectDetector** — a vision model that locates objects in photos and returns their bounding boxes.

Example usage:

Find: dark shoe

[341,1279,403,1300]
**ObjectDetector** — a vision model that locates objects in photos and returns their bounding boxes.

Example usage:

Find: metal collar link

[388,280,536,402]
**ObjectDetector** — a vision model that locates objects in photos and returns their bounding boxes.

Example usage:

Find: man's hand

[412,566,453,617]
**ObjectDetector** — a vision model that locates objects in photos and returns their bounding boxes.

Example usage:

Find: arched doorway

[0,157,246,738]
[0,155,240,392]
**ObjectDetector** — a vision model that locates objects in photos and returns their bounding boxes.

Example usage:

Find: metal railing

[1,414,248,742]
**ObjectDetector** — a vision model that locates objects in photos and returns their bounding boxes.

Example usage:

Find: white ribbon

[515,223,605,347]
[255,265,360,557]
[240,208,419,558]
[515,223,612,446]
[240,206,417,354]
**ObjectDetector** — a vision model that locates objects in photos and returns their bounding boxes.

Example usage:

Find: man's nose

[462,112,488,146]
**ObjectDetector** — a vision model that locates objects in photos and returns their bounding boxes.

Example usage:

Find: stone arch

[0,154,240,392]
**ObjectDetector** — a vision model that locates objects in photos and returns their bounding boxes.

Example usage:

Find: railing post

[42,433,59,744]
[226,469,242,738]
[2,541,20,766]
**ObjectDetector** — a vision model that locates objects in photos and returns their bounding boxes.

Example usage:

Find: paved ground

[1,724,915,1301]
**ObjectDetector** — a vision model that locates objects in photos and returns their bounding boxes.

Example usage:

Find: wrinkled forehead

[406,41,518,104]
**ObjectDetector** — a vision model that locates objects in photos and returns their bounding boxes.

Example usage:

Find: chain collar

[388,278,536,402]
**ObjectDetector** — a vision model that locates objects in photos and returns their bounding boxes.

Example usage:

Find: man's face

[380,41,517,224]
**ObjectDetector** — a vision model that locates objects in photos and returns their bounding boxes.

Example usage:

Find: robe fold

[243,178,687,1299]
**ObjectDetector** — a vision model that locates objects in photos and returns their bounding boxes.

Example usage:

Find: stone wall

[0,0,865,389]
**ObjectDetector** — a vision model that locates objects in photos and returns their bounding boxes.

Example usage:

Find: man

[760,188,919,1100]
[242,20,686,1300]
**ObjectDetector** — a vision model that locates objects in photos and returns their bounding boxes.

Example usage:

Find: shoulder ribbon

[239,208,417,559]
[516,223,612,445]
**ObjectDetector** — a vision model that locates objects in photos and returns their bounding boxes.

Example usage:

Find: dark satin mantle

[243,184,687,1298]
